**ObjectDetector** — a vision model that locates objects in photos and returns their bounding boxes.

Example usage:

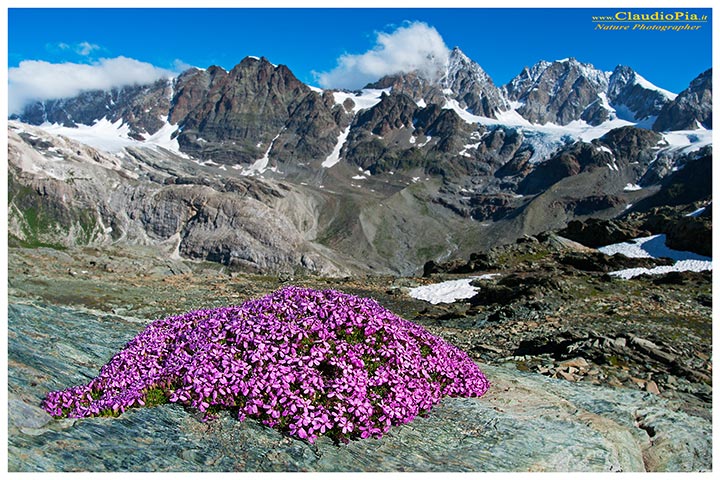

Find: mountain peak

[449,46,470,63]
[606,64,676,122]
[653,68,711,131]
[504,58,610,126]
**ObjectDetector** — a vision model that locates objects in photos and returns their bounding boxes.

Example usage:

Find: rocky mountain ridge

[7,48,713,275]
[13,50,711,158]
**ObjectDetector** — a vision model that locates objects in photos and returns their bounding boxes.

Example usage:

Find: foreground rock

[8,299,710,472]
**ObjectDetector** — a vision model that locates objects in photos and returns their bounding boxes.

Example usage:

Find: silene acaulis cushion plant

[43,287,490,444]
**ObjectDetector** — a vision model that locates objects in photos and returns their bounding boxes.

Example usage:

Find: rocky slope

[8,112,711,276]
[7,122,355,276]
[7,234,711,471]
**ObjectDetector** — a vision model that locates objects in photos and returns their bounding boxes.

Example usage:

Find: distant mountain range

[7,48,713,275]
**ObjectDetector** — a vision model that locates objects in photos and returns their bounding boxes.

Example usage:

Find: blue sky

[7,8,713,112]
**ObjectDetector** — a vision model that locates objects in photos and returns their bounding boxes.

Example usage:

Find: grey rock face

[7,122,349,276]
[271,90,351,166]
[607,65,673,121]
[366,71,446,107]
[504,58,610,126]
[517,141,615,195]
[174,57,312,164]
[599,126,662,163]
[441,47,510,117]
[653,68,712,131]
[353,91,418,137]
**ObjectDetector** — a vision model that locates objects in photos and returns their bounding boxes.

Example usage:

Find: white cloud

[8,56,176,114]
[76,42,101,56]
[46,41,103,57]
[315,22,450,90]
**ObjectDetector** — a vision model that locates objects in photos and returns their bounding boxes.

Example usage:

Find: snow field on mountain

[242,130,283,176]
[38,117,185,156]
[685,205,708,217]
[322,126,350,168]
[661,129,712,154]
[598,234,712,279]
[632,72,677,100]
[332,89,388,114]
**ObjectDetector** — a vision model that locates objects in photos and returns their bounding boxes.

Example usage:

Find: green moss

[143,387,170,407]
[99,408,121,418]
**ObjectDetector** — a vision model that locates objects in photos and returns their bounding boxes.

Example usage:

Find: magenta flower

[42,286,490,443]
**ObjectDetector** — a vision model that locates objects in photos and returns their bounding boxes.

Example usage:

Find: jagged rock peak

[653,68,712,132]
[607,65,676,100]
[440,47,509,117]
[607,65,675,121]
[442,47,494,88]
[505,58,609,100]
[503,58,610,126]
[365,47,508,118]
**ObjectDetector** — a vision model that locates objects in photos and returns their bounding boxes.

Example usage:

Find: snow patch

[597,92,614,113]
[333,88,388,113]
[443,98,484,124]
[409,274,500,305]
[598,234,712,279]
[417,136,433,147]
[660,130,712,154]
[623,183,642,191]
[322,125,351,168]
[408,278,478,304]
[598,234,708,261]
[609,260,712,280]
[686,205,708,217]
[143,120,185,156]
[597,145,614,155]
[242,130,282,176]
